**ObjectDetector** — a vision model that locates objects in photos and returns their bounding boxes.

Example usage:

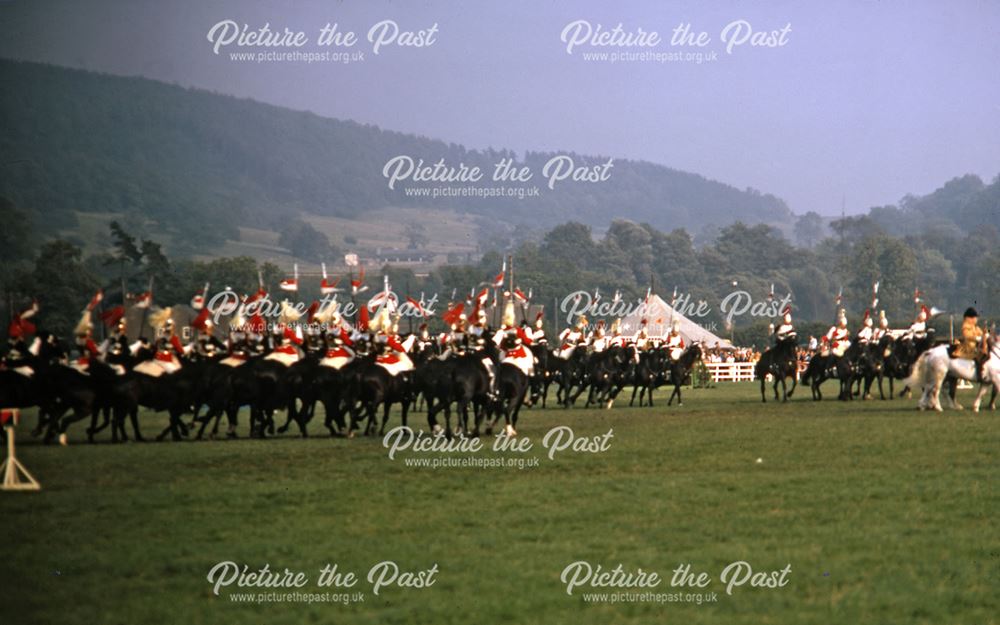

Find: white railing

[704,362,756,382]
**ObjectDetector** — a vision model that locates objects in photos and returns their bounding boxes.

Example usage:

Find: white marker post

[1,409,41,491]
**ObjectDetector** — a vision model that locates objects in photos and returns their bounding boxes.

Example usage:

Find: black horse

[488,339,532,435]
[583,346,629,409]
[665,343,703,406]
[629,348,667,407]
[755,337,799,402]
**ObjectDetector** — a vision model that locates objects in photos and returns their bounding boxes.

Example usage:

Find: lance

[406,276,413,335]
[138,276,154,340]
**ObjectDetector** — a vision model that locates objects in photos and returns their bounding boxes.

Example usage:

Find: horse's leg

[379,401,391,437]
[760,377,767,403]
[295,399,310,437]
[196,407,214,439]
[972,383,988,412]
[276,400,295,434]
[86,405,105,443]
[400,393,410,429]
[445,402,456,438]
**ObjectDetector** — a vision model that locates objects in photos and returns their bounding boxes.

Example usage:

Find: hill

[0,59,793,255]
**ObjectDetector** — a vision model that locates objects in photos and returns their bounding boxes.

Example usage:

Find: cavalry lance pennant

[100,306,125,328]
[492,258,506,288]
[406,296,432,317]
[474,287,489,306]
[320,263,341,294]
[512,288,529,303]
[191,307,212,333]
[442,302,465,326]
[86,289,103,311]
[368,276,396,312]
[306,301,321,324]
[351,266,368,295]
[279,264,299,292]
[7,301,39,338]
[191,283,209,310]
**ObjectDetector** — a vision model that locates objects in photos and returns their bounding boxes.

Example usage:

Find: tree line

[2,207,995,348]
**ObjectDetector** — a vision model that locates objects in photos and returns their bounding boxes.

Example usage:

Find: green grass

[2,383,997,625]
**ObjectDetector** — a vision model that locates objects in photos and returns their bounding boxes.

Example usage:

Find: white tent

[620,294,735,349]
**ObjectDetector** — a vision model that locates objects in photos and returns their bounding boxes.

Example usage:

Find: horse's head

[37,332,68,363]
[679,342,700,363]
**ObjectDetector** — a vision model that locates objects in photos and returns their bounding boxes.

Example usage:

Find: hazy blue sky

[2,0,997,216]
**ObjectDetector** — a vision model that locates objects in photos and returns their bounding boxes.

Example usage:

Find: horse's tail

[902,351,929,391]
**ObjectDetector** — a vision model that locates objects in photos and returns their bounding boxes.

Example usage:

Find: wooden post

[1,409,41,492]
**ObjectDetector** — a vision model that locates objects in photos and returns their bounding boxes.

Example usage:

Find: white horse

[903,344,979,411]
[972,336,1000,412]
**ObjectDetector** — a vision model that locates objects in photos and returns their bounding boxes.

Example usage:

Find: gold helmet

[502,299,516,328]
[74,310,93,337]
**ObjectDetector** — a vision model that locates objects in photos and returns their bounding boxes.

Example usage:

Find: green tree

[793,211,825,248]
[278,219,336,263]
[17,240,100,337]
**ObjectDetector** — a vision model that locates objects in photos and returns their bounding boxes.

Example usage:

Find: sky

[1,0,998,216]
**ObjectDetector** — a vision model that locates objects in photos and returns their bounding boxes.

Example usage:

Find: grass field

[2,383,997,625]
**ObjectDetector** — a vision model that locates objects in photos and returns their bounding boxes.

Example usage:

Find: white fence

[704,362,756,382]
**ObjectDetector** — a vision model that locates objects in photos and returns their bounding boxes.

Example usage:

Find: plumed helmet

[148,307,173,333]
[74,310,93,337]
[502,299,516,328]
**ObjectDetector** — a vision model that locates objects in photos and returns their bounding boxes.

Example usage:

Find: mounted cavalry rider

[220,310,253,368]
[70,309,103,373]
[633,318,652,351]
[497,300,534,376]
[906,305,930,340]
[608,318,627,348]
[131,307,184,376]
[103,316,130,359]
[954,307,986,366]
[99,316,132,375]
[589,319,608,353]
[825,309,851,358]
[871,310,890,342]
[468,304,489,339]
[321,327,356,370]
[264,301,304,367]
[665,318,685,362]
[191,308,224,360]
[439,310,469,359]
[415,323,435,353]
[372,307,415,377]
[4,301,38,375]
[773,305,796,342]
[530,312,547,346]
[856,310,875,346]
[557,314,587,359]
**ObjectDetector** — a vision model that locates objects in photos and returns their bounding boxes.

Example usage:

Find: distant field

[2,383,996,625]
[62,208,480,268]
[303,206,481,255]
